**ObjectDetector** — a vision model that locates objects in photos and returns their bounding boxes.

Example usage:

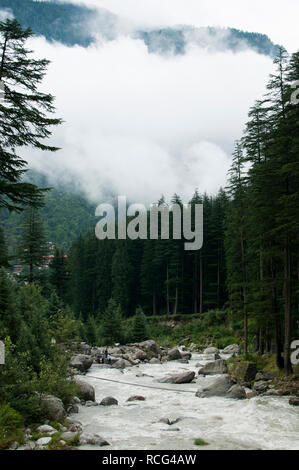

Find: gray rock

[226,384,246,399]
[127,395,146,402]
[166,348,182,361]
[134,340,161,359]
[40,395,66,421]
[179,336,191,345]
[67,404,79,414]
[36,437,52,448]
[37,424,57,435]
[181,352,192,360]
[255,371,274,382]
[79,432,110,446]
[68,423,83,433]
[60,431,78,441]
[73,378,95,401]
[70,354,93,372]
[222,344,241,355]
[203,347,219,354]
[24,441,36,450]
[100,396,118,406]
[158,371,195,384]
[149,357,161,364]
[253,381,270,394]
[196,374,235,398]
[198,359,228,375]
[112,358,132,369]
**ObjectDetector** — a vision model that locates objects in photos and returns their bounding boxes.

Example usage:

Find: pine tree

[111,240,133,315]
[101,298,124,345]
[49,247,69,302]
[131,306,149,342]
[18,207,48,283]
[0,18,61,212]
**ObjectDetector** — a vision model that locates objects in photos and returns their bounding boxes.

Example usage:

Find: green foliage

[0,18,61,212]
[49,301,81,348]
[100,298,124,345]
[32,353,77,407]
[194,437,209,446]
[130,307,150,342]
[0,404,23,450]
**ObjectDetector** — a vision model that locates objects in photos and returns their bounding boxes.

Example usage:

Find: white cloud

[22,34,274,205]
[72,0,299,52]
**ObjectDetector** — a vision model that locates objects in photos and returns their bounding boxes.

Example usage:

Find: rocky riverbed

[71,345,299,451]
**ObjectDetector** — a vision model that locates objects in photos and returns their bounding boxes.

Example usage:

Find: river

[76,351,299,450]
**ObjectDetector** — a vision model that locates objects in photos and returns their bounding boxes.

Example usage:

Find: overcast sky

[73,0,299,52]
[16,1,298,204]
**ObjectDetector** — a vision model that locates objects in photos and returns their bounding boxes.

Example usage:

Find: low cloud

[22,34,274,205]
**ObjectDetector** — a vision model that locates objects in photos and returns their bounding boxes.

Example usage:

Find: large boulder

[166,348,182,361]
[112,358,132,369]
[40,395,66,421]
[100,396,118,406]
[226,384,246,399]
[36,437,52,448]
[253,381,270,394]
[37,425,57,435]
[79,432,110,446]
[228,361,257,384]
[196,374,244,398]
[203,347,219,355]
[134,340,161,359]
[158,371,195,384]
[149,358,161,364]
[222,344,241,355]
[198,359,228,375]
[181,352,192,361]
[131,348,147,361]
[255,371,274,382]
[73,378,95,401]
[70,354,93,372]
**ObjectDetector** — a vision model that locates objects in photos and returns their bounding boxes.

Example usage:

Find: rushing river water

[76,352,299,450]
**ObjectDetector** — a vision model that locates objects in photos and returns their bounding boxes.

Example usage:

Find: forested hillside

[0,0,280,57]
[0,172,95,254]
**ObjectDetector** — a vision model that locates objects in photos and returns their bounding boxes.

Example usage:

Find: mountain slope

[0,0,281,56]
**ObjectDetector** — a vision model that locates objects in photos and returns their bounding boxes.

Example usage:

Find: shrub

[0,404,23,449]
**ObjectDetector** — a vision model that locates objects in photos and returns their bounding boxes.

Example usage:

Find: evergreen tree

[131,306,149,342]
[49,247,69,303]
[101,298,124,345]
[18,207,48,283]
[0,18,61,212]
[111,240,133,315]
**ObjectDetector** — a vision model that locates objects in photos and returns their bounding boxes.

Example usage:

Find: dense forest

[0,13,298,451]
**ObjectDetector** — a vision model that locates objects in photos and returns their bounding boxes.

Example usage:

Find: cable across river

[86,375,197,394]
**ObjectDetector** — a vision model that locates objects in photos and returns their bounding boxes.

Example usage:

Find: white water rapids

[76,352,299,450]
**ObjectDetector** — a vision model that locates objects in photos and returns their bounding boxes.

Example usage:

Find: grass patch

[0,404,24,450]
[194,437,209,446]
